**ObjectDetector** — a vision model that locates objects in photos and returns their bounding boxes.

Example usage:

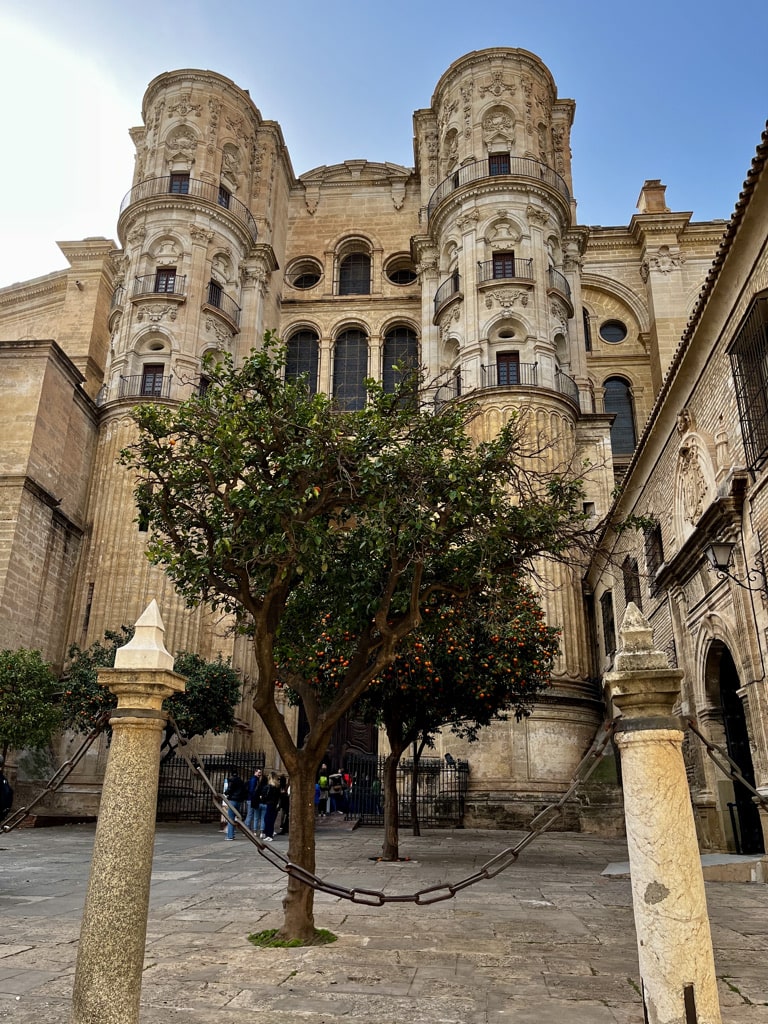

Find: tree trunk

[275,758,318,942]
[381,744,405,861]
[411,739,421,837]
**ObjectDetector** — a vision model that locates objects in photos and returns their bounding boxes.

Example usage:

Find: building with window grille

[1,48,764,844]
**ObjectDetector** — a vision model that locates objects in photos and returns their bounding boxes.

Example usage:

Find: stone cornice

[57,238,116,265]
[0,272,67,305]
[431,48,559,108]
[142,69,264,126]
[629,212,692,246]
[429,179,571,236]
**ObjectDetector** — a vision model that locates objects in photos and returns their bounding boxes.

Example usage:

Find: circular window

[498,329,515,340]
[287,258,323,290]
[385,255,418,286]
[599,320,628,344]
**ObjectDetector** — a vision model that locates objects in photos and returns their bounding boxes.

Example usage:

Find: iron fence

[427,157,570,219]
[343,753,469,828]
[156,749,265,822]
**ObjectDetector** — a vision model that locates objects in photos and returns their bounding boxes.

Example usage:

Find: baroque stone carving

[460,82,473,139]
[457,209,480,232]
[550,300,568,331]
[482,110,515,148]
[205,316,234,343]
[649,245,685,274]
[207,98,221,153]
[485,290,529,311]
[678,444,708,525]
[126,226,146,246]
[166,125,197,156]
[439,304,461,340]
[190,226,214,243]
[168,94,201,118]
[526,204,549,227]
[676,408,694,435]
[479,72,516,98]
[136,304,178,324]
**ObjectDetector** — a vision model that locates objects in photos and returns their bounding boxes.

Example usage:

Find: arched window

[338,252,371,295]
[604,377,636,455]
[333,329,369,410]
[382,326,419,393]
[285,329,319,394]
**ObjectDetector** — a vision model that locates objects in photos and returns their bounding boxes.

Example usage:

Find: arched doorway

[706,644,764,854]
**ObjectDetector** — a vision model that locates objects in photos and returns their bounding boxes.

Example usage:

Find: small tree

[0,648,62,761]
[60,628,241,752]
[284,581,559,860]
[122,336,591,941]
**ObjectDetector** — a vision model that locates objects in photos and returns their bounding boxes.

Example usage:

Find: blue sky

[1,0,767,288]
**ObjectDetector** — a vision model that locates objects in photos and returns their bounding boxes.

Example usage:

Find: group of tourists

[222,768,289,842]
[315,764,351,817]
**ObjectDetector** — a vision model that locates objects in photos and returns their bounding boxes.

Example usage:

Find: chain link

[686,717,768,810]
[1,712,112,833]
[169,714,615,904]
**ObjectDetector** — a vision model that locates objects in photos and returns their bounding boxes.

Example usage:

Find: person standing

[223,771,247,841]
[317,765,330,817]
[261,771,281,841]
[245,768,267,836]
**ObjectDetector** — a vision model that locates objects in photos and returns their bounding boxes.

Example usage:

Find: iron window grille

[338,252,371,295]
[729,291,768,472]
[286,330,320,394]
[600,591,616,657]
[333,329,369,410]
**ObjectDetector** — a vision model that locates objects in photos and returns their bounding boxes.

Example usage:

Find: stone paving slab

[0,823,767,1022]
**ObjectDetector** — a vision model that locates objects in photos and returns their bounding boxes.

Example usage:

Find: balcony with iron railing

[547,267,572,301]
[476,257,534,284]
[434,272,462,318]
[427,157,570,221]
[132,274,187,300]
[119,176,258,243]
[202,281,241,329]
[554,369,579,405]
[481,362,538,388]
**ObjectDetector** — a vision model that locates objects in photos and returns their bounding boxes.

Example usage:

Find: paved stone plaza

[0,821,766,1023]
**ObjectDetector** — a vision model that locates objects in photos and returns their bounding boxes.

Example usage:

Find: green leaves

[0,649,61,757]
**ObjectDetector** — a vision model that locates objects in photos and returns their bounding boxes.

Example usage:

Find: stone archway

[704,642,764,854]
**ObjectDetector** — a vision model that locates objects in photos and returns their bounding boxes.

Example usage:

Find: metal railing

[477,257,534,283]
[433,272,461,316]
[157,750,266,822]
[434,372,462,408]
[204,282,241,327]
[117,373,173,400]
[119,176,258,242]
[555,369,579,404]
[428,157,570,219]
[547,267,571,300]
[481,361,538,388]
[132,274,187,298]
[343,753,470,828]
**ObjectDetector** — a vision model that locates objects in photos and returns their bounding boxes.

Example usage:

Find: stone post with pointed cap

[71,600,185,1024]
[606,603,722,1024]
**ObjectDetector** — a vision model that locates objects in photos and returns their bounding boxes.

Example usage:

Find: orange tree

[121,334,591,942]
[278,580,558,860]
[60,628,241,755]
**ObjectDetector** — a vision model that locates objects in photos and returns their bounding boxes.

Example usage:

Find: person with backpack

[223,771,247,841]
[0,756,13,824]
[317,765,330,817]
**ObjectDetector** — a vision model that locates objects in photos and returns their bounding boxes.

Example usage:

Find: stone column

[606,603,722,1024]
[71,600,185,1024]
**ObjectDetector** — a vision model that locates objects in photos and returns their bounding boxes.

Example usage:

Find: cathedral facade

[2,47,755,837]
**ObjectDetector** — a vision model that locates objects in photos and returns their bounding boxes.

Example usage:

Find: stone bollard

[71,601,185,1024]
[606,603,721,1024]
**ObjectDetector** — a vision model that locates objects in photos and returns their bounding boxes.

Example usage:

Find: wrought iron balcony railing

[555,369,579,404]
[132,274,187,299]
[119,176,258,242]
[118,374,173,401]
[477,258,534,283]
[428,158,570,220]
[204,282,241,327]
[434,272,461,317]
[547,267,571,300]
[481,362,538,388]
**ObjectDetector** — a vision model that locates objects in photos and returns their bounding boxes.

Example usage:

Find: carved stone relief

[487,213,521,248]
[485,290,529,311]
[168,94,201,118]
[526,204,549,228]
[482,108,516,148]
[166,125,198,158]
[457,209,480,232]
[207,98,221,153]
[439,304,461,340]
[460,82,473,139]
[479,72,516,98]
[678,444,708,526]
[648,244,686,274]
[190,226,215,243]
[205,316,234,344]
[136,304,178,324]
[551,125,566,173]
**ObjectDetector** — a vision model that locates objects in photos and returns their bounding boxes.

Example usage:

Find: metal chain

[1,711,112,833]
[169,714,615,905]
[686,717,768,810]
